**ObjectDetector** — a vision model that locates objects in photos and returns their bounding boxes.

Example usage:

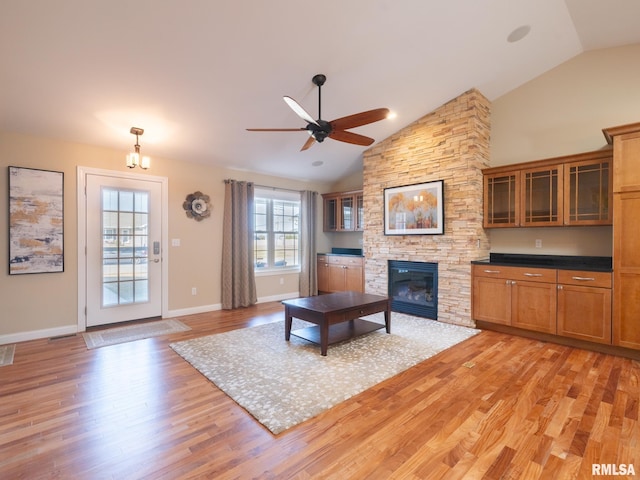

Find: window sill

[255,267,301,277]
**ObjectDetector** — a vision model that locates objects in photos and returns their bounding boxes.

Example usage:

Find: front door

[84,172,164,327]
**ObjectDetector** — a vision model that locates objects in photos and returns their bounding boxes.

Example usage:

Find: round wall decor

[183,191,211,221]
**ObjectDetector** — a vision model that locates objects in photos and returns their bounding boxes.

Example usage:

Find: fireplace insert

[388,260,438,319]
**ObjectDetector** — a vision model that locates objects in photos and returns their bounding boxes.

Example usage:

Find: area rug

[83,319,191,349]
[170,312,479,434]
[0,344,16,367]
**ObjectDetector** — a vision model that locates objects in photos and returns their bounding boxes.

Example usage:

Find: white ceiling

[2,0,640,183]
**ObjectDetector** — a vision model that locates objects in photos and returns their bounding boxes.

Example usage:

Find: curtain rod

[254,183,303,194]
[224,179,304,194]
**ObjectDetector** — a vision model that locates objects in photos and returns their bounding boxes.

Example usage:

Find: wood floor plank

[1,302,639,478]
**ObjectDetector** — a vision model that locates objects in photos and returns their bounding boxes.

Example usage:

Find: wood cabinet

[472,265,557,334]
[612,191,640,349]
[473,265,613,342]
[322,190,364,232]
[521,164,563,226]
[564,156,612,225]
[604,122,640,350]
[317,254,364,293]
[557,270,612,344]
[483,171,520,227]
[483,150,612,228]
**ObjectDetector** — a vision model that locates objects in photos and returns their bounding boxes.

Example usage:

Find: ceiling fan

[247,74,390,151]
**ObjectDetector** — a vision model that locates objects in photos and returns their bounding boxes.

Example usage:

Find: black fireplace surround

[388,260,438,319]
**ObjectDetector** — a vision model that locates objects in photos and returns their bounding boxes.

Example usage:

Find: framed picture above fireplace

[384,180,444,235]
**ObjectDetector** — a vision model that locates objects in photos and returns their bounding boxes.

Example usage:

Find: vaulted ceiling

[2,0,640,182]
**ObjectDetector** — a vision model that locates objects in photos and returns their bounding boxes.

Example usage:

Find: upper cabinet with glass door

[322,190,364,232]
[483,150,612,228]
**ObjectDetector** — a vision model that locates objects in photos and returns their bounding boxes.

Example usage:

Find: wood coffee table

[282,291,391,356]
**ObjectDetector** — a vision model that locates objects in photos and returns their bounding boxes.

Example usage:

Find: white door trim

[77,166,169,332]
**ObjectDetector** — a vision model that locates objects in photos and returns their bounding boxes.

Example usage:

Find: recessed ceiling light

[387,111,397,120]
[312,160,324,167]
[507,25,531,43]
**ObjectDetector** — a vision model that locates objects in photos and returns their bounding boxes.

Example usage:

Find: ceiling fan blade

[300,135,316,151]
[329,130,375,147]
[283,96,319,126]
[330,108,390,131]
[246,128,307,132]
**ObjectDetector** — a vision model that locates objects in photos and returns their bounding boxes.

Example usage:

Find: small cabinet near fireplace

[388,260,438,319]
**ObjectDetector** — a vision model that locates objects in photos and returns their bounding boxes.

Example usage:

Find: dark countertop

[472,253,612,272]
[318,248,364,257]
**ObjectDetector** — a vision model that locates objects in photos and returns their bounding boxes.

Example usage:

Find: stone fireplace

[388,260,437,319]
[362,89,491,328]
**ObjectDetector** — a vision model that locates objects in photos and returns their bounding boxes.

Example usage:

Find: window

[254,188,300,271]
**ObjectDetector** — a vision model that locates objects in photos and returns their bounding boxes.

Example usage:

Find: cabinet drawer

[473,265,556,283]
[341,303,385,321]
[558,270,612,288]
[472,264,511,278]
[329,255,363,266]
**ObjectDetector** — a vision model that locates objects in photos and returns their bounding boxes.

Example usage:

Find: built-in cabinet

[604,122,640,350]
[317,254,364,293]
[483,150,612,228]
[472,265,557,334]
[322,190,364,232]
[557,270,612,345]
[472,265,612,343]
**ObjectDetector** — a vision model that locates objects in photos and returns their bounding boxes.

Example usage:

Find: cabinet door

[356,193,364,231]
[613,191,640,349]
[557,284,611,344]
[344,262,364,292]
[613,130,640,192]
[328,263,346,292]
[521,165,563,226]
[484,172,520,227]
[317,257,330,292]
[511,280,557,334]
[323,196,338,231]
[340,195,355,230]
[472,275,512,325]
[564,158,612,225]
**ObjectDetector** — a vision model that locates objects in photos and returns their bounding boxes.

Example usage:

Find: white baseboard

[0,325,78,345]
[257,291,300,304]
[164,303,222,318]
[163,292,299,319]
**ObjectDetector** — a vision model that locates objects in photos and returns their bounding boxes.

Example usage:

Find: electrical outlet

[191,287,197,295]
[279,278,284,285]
[535,239,542,248]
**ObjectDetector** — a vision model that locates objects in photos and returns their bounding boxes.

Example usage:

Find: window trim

[254,188,301,275]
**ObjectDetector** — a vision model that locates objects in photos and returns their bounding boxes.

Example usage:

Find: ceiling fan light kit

[247,74,389,151]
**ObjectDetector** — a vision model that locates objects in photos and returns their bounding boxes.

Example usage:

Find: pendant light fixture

[126,127,151,169]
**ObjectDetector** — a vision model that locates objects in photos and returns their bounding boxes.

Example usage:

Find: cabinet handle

[571,276,595,281]
[557,285,563,290]
[523,273,543,277]
[484,269,501,274]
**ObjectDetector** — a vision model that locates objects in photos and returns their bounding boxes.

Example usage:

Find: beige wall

[0,132,329,342]
[489,43,640,256]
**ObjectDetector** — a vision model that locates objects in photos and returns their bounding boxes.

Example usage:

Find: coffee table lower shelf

[291,318,384,346]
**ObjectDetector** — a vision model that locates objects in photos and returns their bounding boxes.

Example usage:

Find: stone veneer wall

[362,89,491,327]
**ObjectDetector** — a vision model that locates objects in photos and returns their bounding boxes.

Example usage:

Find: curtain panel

[221,180,257,309]
[299,190,318,297]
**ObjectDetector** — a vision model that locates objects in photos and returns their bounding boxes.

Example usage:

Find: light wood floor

[1,302,639,479]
